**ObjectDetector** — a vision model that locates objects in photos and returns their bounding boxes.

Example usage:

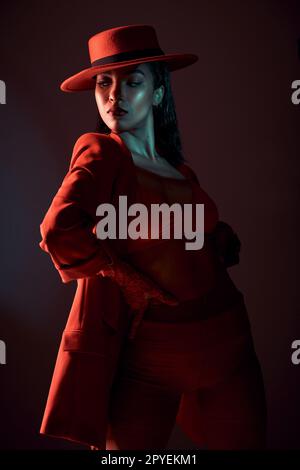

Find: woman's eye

[128,81,142,87]
[96,81,141,88]
[97,81,110,88]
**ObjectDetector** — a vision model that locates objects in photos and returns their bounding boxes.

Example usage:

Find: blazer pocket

[62,328,112,357]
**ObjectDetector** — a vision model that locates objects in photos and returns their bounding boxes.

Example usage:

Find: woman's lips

[110,110,128,118]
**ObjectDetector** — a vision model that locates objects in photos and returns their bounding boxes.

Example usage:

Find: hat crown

[60,24,198,92]
[88,24,162,64]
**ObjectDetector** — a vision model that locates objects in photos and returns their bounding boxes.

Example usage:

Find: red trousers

[106,294,267,450]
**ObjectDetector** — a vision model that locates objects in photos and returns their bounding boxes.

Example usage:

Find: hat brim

[60,53,198,92]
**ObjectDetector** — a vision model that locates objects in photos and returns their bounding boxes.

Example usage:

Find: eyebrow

[131,70,145,76]
[97,69,145,78]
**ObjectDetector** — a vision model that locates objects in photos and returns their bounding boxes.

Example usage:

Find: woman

[39,24,267,450]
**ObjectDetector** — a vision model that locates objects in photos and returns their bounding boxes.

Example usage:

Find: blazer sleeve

[39,133,120,283]
[210,220,241,268]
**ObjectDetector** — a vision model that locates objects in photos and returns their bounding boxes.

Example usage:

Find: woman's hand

[99,259,179,312]
[100,259,179,340]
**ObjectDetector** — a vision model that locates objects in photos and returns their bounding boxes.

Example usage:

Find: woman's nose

[109,83,124,103]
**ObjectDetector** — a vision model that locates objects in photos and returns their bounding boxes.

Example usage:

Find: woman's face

[94,62,163,133]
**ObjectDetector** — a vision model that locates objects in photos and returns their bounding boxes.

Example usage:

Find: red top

[122,163,241,304]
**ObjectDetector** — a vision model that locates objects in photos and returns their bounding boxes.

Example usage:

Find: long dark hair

[94,61,186,166]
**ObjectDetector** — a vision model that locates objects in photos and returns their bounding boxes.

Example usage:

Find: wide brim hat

[60,24,199,92]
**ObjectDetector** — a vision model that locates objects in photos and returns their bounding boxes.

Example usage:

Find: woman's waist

[143,269,244,323]
[122,238,227,300]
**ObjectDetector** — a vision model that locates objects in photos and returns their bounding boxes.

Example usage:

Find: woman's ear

[153,85,164,106]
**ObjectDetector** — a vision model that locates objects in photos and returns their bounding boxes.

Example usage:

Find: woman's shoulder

[72,132,120,159]
[177,162,200,184]
[69,132,127,173]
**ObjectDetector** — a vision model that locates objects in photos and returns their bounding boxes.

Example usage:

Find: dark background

[0,0,299,450]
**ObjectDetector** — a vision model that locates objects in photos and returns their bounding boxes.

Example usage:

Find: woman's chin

[109,121,131,132]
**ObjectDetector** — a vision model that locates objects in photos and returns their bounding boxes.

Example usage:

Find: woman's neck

[116,128,161,162]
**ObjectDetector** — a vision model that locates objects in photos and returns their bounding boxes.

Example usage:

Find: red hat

[60,24,199,92]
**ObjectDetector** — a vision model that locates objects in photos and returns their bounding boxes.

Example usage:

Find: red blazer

[39,131,240,449]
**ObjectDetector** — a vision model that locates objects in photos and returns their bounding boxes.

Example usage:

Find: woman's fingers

[147,288,179,306]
